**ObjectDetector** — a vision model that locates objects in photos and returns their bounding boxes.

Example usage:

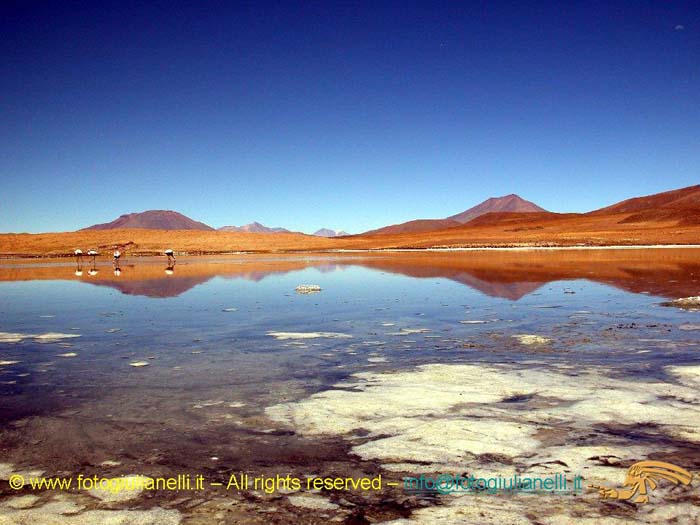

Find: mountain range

[5,184,700,256]
[77,185,700,243]
[81,195,546,235]
[218,222,291,234]
[314,228,349,237]
[85,216,347,237]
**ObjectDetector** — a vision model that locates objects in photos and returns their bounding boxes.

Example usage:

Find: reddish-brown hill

[587,185,700,226]
[364,194,547,235]
[363,219,463,236]
[83,210,214,231]
[589,185,700,215]
[447,194,547,223]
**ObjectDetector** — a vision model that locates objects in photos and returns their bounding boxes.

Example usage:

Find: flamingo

[164,249,176,264]
[113,247,122,266]
[74,249,83,263]
[87,249,98,263]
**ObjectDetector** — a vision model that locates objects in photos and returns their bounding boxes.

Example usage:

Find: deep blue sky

[2,1,698,233]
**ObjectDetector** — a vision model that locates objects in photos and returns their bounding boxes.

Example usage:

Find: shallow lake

[1,249,699,524]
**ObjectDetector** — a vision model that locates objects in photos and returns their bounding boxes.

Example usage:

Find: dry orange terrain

[1,213,700,256]
[0,229,338,257]
[2,185,700,255]
[350,211,700,248]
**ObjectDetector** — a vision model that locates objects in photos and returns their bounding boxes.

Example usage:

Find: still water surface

[0,250,699,523]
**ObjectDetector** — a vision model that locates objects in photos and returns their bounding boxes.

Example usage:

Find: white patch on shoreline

[669,296,700,306]
[0,332,81,344]
[0,463,44,480]
[668,365,700,388]
[382,491,700,524]
[386,328,431,336]
[266,363,700,474]
[0,494,180,524]
[0,333,28,343]
[268,363,700,523]
[266,331,352,340]
[86,475,151,502]
[287,494,339,510]
[33,333,81,343]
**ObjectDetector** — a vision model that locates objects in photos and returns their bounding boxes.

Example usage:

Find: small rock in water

[222,308,238,312]
[662,296,700,309]
[267,331,352,340]
[295,284,322,294]
[679,324,700,331]
[129,361,150,367]
[387,328,431,335]
[513,334,552,345]
[57,352,78,358]
[0,360,20,366]
[0,332,27,343]
[34,333,81,343]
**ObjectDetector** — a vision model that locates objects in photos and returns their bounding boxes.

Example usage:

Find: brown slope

[83,210,214,231]
[462,211,571,228]
[587,184,700,227]
[363,219,463,236]
[0,229,338,257]
[589,185,700,215]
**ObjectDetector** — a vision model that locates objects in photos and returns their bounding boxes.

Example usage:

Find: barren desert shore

[2,214,700,257]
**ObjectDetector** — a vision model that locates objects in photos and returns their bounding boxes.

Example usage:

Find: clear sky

[1,1,698,234]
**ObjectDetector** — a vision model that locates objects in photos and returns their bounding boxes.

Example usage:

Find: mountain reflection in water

[0,248,699,300]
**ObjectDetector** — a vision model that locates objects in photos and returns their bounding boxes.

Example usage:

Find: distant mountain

[218,222,291,234]
[447,194,547,223]
[83,210,214,231]
[364,194,547,235]
[314,228,349,237]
